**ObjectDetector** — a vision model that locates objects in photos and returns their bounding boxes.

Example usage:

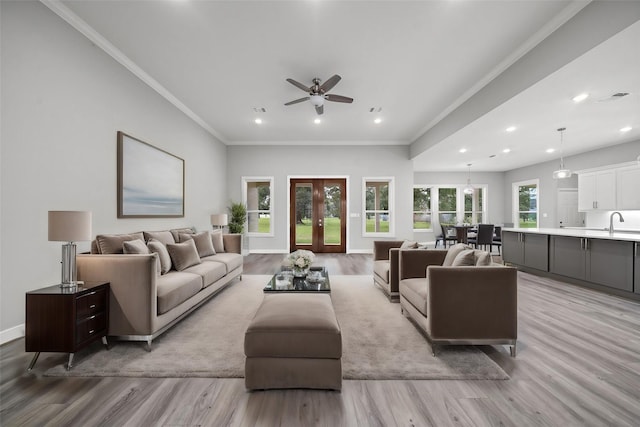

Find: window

[413,187,432,231]
[513,179,538,228]
[438,187,457,226]
[363,177,394,236]
[243,177,273,236]
[464,187,485,225]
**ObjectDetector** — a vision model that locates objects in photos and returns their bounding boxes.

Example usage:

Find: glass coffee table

[263,267,330,293]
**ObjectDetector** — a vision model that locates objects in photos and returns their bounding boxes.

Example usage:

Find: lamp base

[60,242,78,286]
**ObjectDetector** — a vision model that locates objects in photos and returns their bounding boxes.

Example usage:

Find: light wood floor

[1,254,639,426]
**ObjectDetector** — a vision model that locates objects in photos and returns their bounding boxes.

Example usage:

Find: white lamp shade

[48,211,92,242]
[210,214,228,227]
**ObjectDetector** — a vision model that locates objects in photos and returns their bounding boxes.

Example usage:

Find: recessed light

[505,126,517,132]
[572,93,589,103]
[459,148,467,153]
[314,118,321,124]
[254,118,262,124]
[620,126,632,132]
[374,118,382,124]
[503,148,511,153]
[546,148,555,153]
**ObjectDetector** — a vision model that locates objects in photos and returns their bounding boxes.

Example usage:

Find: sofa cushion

[400,278,428,316]
[201,253,243,274]
[143,230,175,246]
[156,272,202,315]
[166,239,201,271]
[210,229,225,253]
[96,232,144,254]
[245,293,341,359]
[122,239,150,255]
[474,250,492,266]
[179,231,216,257]
[442,243,472,267]
[400,240,419,249]
[148,239,172,274]
[170,227,194,243]
[373,260,390,284]
[183,261,227,288]
[451,249,476,266]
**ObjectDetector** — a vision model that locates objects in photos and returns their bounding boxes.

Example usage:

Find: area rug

[45,275,508,380]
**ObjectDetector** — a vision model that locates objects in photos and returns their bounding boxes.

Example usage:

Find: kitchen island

[502,228,640,300]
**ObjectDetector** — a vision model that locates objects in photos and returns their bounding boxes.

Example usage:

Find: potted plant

[228,201,247,234]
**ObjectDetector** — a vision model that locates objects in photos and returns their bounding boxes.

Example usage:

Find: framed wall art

[117,131,184,218]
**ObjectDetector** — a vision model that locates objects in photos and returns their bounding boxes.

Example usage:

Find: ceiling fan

[284,74,354,115]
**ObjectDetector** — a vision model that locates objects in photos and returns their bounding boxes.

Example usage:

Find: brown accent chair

[373,240,419,302]
[398,245,518,357]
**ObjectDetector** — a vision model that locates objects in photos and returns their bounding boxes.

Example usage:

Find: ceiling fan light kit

[285,74,354,115]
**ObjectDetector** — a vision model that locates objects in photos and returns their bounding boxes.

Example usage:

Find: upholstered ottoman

[244,293,342,391]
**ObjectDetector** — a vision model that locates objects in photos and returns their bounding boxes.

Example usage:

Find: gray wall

[412,171,506,242]
[226,145,413,253]
[503,139,640,228]
[0,2,227,336]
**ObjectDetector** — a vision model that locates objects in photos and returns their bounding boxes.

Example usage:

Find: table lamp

[210,213,228,230]
[48,211,92,287]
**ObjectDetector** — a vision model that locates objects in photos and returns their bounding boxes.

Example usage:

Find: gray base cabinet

[550,236,633,292]
[502,231,548,271]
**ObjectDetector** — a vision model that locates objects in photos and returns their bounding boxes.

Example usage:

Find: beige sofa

[398,244,518,357]
[77,228,243,349]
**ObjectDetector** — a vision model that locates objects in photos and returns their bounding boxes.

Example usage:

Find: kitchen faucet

[608,211,624,235]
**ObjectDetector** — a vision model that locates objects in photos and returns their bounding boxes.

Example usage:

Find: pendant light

[553,127,572,179]
[463,163,474,194]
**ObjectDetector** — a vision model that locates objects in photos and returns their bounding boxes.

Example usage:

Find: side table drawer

[76,312,107,345]
[76,287,107,319]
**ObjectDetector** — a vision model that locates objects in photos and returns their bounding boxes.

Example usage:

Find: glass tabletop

[263,267,330,293]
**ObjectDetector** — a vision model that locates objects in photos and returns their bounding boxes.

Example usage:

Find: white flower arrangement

[286,249,315,270]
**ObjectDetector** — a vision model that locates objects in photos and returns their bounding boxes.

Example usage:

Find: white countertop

[502,227,640,242]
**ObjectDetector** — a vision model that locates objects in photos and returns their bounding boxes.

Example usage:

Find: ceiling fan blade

[325,94,353,103]
[320,74,341,93]
[315,104,324,115]
[286,78,311,93]
[284,97,310,106]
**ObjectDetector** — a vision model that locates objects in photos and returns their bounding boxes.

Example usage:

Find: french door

[290,178,346,253]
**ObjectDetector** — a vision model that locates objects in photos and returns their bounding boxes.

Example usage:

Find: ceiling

[50,0,639,172]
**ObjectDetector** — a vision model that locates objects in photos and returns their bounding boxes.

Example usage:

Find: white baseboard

[1,324,25,345]
[249,249,289,254]
[347,249,373,254]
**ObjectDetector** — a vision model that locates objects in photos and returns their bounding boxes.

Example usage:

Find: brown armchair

[373,240,404,301]
[398,247,518,357]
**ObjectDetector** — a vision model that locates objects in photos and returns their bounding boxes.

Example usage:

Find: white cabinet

[616,165,640,210]
[578,170,616,211]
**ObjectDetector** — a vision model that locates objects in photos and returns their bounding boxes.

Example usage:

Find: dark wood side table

[25,281,109,370]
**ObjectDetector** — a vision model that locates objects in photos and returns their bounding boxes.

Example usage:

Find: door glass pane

[295,183,313,245]
[324,183,341,245]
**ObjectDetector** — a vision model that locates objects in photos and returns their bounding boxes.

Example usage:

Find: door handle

[584,238,589,251]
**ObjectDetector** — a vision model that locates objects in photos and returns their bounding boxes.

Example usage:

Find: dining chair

[493,226,502,255]
[468,224,495,251]
[436,224,457,248]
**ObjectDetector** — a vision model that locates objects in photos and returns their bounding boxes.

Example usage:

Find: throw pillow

[148,239,172,275]
[442,243,472,266]
[400,240,419,249]
[143,230,175,246]
[474,250,492,266]
[96,232,145,254]
[166,239,201,271]
[210,229,225,253]
[123,239,150,254]
[179,231,216,257]
[451,249,476,266]
[170,227,194,243]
